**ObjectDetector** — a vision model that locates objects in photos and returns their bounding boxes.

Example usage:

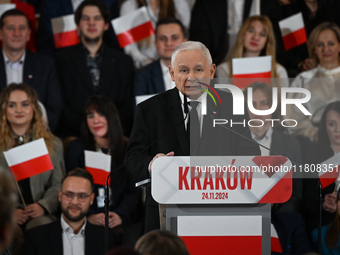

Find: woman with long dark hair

[65,95,139,229]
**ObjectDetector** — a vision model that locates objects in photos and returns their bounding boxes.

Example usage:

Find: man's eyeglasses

[61,192,91,202]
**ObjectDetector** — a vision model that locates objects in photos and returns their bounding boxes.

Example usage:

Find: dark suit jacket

[0,50,62,132]
[37,0,120,55]
[135,60,165,96]
[271,212,312,255]
[54,43,134,137]
[125,87,260,232]
[189,0,281,65]
[270,130,303,213]
[22,219,115,255]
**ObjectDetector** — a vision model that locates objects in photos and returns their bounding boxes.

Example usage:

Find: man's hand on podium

[149,151,175,173]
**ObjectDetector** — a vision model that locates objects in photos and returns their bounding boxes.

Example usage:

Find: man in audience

[54,0,134,138]
[22,168,115,255]
[0,9,62,132]
[125,41,260,233]
[134,18,187,96]
[0,169,16,255]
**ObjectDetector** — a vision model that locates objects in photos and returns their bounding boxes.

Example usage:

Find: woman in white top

[286,22,340,141]
[216,15,288,83]
[120,0,190,69]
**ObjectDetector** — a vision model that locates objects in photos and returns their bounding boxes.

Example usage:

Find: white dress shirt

[3,50,25,85]
[251,126,273,156]
[160,60,176,91]
[61,215,86,255]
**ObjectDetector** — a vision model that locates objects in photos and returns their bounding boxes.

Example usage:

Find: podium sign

[152,156,292,204]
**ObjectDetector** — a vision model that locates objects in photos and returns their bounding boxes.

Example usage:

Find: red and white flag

[232,56,271,88]
[178,215,262,255]
[51,14,79,49]
[0,4,15,17]
[4,138,53,182]
[112,6,154,48]
[271,224,283,253]
[279,12,307,51]
[318,153,340,189]
[85,150,111,187]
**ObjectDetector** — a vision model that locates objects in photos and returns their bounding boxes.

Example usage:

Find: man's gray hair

[171,41,213,67]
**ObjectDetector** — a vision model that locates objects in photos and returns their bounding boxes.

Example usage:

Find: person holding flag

[65,95,140,233]
[216,15,288,83]
[0,83,64,252]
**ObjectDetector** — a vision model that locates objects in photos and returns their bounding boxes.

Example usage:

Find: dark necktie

[187,101,200,155]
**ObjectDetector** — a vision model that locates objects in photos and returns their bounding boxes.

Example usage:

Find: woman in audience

[0,83,64,230]
[311,188,340,254]
[65,95,140,231]
[286,22,340,142]
[119,0,190,68]
[216,15,288,82]
[302,101,340,234]
[135,230,190,255]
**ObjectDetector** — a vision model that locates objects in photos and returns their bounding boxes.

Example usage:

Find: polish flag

[279,12,307,51]
[318,153,340,188]
[3,138,53,182]
[271,224,283,253]
[232,56,272,88]
[112,6,154,48]
[85,151,111,187]
[0,4,15,17]
[51,14,79,49]
[178,215,262,255]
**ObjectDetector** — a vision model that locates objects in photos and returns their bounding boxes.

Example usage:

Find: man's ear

[104,23,109,31]
[90,193,95,205]
[169,66,175,81]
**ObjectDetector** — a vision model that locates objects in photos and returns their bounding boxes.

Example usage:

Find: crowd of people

[1,0,340,254]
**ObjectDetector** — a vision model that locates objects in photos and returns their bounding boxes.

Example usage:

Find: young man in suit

[22,168,115,255]
[135,18,187,96]
[125,41,260,233]
[0,9,62,132]
[54,0,134,138]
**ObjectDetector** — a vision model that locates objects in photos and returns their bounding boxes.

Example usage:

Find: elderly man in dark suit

[125,41,260,233]
[22,168,115,255]
[0,9,62,132]
[54,0,134,138]
[135,17,187,96]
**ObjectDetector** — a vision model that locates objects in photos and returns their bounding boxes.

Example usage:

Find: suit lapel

[152,60,165,93]
[48,220,63,255]
[0,51,7,89]
[101,45,117,93]
[243,0,253,21]
[23,50,34,84]
[166,88,189,155]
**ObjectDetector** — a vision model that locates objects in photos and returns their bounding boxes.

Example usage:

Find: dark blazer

[65,139,140,226]
[271,212,312,255]
[22,219,115,255]
[189,0,281,65]
[0,50,62,132]
[54,43,134,137]
[135,60,165,96]
[37,0,120,55]
[125,87,261,232]
[270,130,303,213]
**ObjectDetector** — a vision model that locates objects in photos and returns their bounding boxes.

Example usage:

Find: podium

[152,156,293,255]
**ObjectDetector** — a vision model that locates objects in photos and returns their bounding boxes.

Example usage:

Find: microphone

[183,94,189,115]
[335,178,340,193]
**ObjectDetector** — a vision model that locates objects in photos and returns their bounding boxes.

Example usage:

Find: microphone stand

[104,173,111,254]
[318,179,322,255]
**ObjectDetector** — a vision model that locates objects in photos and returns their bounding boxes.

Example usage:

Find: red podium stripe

[85,167,110,187]
[117,21,154,48]
[282,27,307,51]
[181,236,262,255]
[10,154,53,181]
[53,30,80,49]
[320,167,339,188]
[271,237,283,253]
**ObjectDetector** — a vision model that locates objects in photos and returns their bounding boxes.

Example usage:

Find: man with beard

[22,168,116,255]
[54,0,134,138]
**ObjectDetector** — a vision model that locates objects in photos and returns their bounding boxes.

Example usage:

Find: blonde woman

[0,83,64,231]
[216,15,288,81]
